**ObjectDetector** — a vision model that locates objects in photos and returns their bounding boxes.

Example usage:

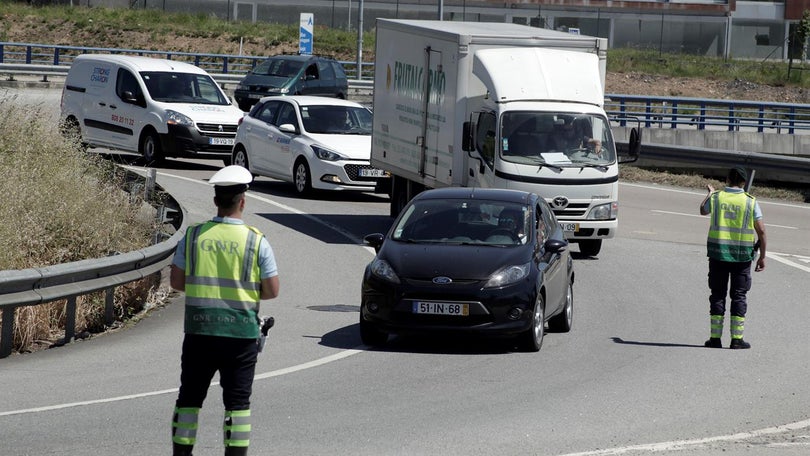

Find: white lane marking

[651,209,798,230]
[0,350,366,417]
[770,253,810,273]
[0,170,372,418]
[558,418,810,455]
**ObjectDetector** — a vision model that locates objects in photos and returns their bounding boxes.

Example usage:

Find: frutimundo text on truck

[376,60,452,175]
[387,61,446,105]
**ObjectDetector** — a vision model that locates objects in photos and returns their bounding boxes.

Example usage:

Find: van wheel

[293,158,312,195]
[140,130,164,165]
[60,117,87,150]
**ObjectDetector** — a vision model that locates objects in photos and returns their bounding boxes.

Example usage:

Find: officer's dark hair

[728,166,747,186]
[214,185,247,210]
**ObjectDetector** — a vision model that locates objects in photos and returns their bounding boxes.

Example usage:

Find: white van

[60,54,244,164]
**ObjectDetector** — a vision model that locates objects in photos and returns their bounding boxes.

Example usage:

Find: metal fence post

[64,296,76,344]
[104,287,115,326]
[1,306,14,358]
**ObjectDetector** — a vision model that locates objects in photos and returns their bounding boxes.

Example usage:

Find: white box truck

[371,19,640,256]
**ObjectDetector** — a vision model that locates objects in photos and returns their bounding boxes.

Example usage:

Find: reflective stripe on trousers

[224,409,251,448]
[172,406,200,446]
[730,315,745,340]
[710,315,724,339]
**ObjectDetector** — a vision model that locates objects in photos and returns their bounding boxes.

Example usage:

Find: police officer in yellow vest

[169,165,280,456]
[699,166,766,349]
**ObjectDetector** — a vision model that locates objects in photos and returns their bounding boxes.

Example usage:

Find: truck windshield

[499,112,615,167]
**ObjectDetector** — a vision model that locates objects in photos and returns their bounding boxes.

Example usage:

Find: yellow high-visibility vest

[707,191,756,262]
[183,221,262,338]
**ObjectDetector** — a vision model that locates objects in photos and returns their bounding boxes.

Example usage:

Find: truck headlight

[588,202,618,220]
[311,145,346,161]
[268,87,289,94]
[236,82,248,91]
[166,110,194,127]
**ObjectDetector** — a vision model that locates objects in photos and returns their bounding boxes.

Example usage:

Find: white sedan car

[231,95,387,194]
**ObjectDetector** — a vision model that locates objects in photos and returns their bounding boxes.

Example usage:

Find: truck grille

[551,203,590,218]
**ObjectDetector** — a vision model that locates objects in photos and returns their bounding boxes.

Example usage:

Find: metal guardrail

[606,94,810,134]
[0,42,376,80]
[0,169,187,359]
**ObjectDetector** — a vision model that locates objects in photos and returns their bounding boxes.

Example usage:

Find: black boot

[224,446,248,456]
[704,338,722,348]
[173,443,194,456]
[730,338,751,349]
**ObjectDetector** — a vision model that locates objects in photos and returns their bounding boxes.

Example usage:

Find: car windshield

[299,105,373,135]
[253,58,304,78]
[142,72,229,105]
[391,199,530,246]
[499,112,616,166]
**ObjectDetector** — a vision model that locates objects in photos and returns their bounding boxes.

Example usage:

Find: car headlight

[370,258,400,284]
[236,83,248,91]
[484,262,530,288]
[311,145,346,161]
[165,110,194,127]
[588,202,618,220]
[268,87,288,94]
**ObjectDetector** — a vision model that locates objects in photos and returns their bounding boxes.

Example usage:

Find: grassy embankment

[0,3,807,353]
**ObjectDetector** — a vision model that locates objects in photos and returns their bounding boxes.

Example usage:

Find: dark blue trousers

[708,258,752,317]
[176,334,259,411]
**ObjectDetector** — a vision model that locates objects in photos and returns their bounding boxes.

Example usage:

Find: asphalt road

[2,88,810,456]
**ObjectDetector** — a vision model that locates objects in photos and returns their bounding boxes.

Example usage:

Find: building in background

[119,0,810,59]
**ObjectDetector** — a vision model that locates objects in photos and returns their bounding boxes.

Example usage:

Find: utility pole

[356,0,364,79]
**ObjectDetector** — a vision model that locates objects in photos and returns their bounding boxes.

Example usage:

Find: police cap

[729,166,748,184]
[210,165,252,195]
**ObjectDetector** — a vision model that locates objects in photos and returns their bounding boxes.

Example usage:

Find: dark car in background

[360,187,575,352]
[234,54,349,111]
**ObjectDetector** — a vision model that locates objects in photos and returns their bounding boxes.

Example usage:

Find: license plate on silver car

[359,168,387,178]
[560,223,579,232]
[413,301,469,316]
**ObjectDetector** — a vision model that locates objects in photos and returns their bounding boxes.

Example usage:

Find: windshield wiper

[523,156,563,172]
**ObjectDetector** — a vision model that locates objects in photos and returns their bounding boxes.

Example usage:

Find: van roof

[73,53,209,75]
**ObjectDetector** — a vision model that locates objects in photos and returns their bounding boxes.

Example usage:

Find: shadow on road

[611,337,705,349]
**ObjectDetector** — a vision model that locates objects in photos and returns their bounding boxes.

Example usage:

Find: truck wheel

[140,130,164,165]
[548,282,573,333]
[578,239,602,257]
[519,294,545,352]
[294,158,312,194]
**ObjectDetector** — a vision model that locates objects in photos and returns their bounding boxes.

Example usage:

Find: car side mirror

[279,123,297,134]
[364,233,385,253]
[544,238,568,254]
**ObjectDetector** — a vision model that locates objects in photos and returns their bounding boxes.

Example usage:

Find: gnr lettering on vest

[199,239,241,254]
[719,202,741,220]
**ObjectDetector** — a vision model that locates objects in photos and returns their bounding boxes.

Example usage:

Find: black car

[360,187,575,352]
[233,54,349,111]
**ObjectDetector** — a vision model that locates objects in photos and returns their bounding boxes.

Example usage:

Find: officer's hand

[755,257,765,272]
[706,184,715,193]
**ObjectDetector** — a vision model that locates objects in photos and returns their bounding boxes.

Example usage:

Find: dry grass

[0,99,160,353]
[620,165,810,203]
